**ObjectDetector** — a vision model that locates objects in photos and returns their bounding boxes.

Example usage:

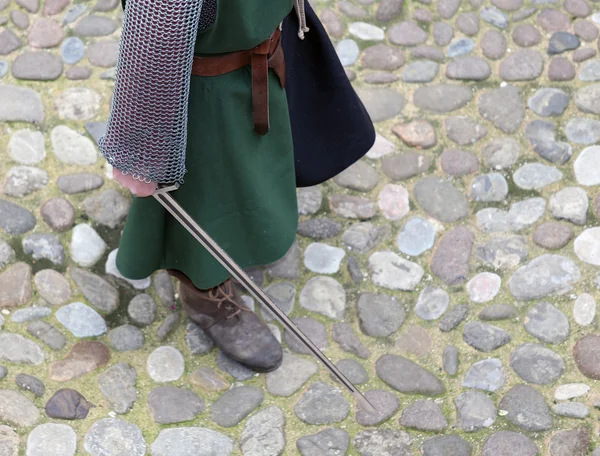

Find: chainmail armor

[98,0,204,185]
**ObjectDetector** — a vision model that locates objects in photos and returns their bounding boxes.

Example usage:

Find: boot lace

[203,279,251,321]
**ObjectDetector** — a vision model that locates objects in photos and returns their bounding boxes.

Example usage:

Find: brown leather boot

[169,270,283,373]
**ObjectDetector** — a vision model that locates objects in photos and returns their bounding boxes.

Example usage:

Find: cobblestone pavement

[2,0,600,454]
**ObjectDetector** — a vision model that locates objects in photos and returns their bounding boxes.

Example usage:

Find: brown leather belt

[191,28,285,135]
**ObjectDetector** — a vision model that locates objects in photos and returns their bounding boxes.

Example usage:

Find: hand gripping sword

[153,183,377,414]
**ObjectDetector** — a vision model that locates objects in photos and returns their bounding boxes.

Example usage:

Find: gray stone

[153,270,174,308]
[500,49,544,80]
[513,24,543,47]
[476,197,546,233]
[84,419,146,456]
[26,321,66,351]
[395,326,432,357]
[443,346,459,375]
[22,233,63,265]
[524,301,570,343]
[60,37,84,64]
[431,226,474,285]
[573,293,596,326]
[0,29,21,55]
[513,163,562,190]
[298,218,342,240]
[297,187,322,215]
[294,382,350,425]
[356,390,399,426]
[240,406,285,456]
[552,402,589,418]
[413,84,472,113]
[423,435,472,456]
[368,251,424,290]
[566,118,600,144]
[0,389,39,427]
[74,15,117,36]
[447,38,475,57]
[354,430,411,456]
[11,306,51,323]
[0,84,44,124]
[184,322,214,355]
[127,294,156,326]
[457,12,479,35]
[83,190,130,228]
[579,59,600,81]
[147,346,185,383]
[342,222,389,254]
[333,322,370,359]
[463,321,511,352]
[510,343,565,384]
[8,129,45,164]
[57,173,103,195]
[439,304,469,332]
[15,373,44,397]
[401,60,438,82]
[549,427,590,456]
[328,194,376,219]
[481,30,507,59]
[333,359,368,385]
[471,173,508,202]
[0,425,18,456]
[549,56,576,81]
[189,367,229,392]
[396,217,436,256]
[575,146,600,184]
[12,51,62,80]
[548,31,581,54]
[376,354,445,396]
[36,271,69,306]
[299,276,345,319]
[447,56,491,80]
[51,126,97,165]
[216,351,253,380]
[525,120,572,164]
[26,423,77,456]
[482,137,520,169]
[528,88,570,116]
[296,428,350,456]
[151,428,233,456]
[63,4,87,24]
[108,325,144,352]
[56,302,107,338]
[414,177,469,222]
[357,292,405,337]
[550,187,588,225]
[463,358,505,392]
[455,391,497,432]
[441,149,479,176]
[40,198,75,232]
[336,39,359,66]
[415,286,449,321]
[444,116,487,145]
[478,85,524,133]
[65,66,92,80]
[3,166,48,197]
[481,6,509,27]
[381,152,431,180]
[355,87,405,122]
[0,199,36,235]
[283,317,328,355]
[303,243,345,274]
[70,268,119,314]
[148,386,204,424]
[482,431,538,456]
[0,262,31,308]
[399,399,447,432]
[98,363,137,414]
[0,366,7,380]
[433,21,453,46]
[333,160,379,191]
[266,352,318,396]
[537,8,570,32]
[573,47,597,61]
[499,384,552,431]
[410,45,445,61]
[388,21,427,45]
[361,44,405,70]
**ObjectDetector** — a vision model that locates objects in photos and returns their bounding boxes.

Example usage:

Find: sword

[153,183,377,414]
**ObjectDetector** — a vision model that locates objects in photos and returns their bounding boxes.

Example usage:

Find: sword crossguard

[154,183,181,195]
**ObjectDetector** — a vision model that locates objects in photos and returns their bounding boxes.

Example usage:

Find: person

[99,0,309,373]
[99,0,374,373]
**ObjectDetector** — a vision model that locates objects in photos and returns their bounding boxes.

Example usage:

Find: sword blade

[152,185,377,414]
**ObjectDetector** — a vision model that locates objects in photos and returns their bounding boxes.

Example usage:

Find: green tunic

[115,0,298,289]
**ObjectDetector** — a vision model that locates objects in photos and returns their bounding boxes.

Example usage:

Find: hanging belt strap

[191,28,284,135]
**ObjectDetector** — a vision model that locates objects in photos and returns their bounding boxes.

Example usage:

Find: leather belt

[191,28,285,135]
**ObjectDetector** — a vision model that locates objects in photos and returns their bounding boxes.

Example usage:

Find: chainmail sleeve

[98,0,204,185]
